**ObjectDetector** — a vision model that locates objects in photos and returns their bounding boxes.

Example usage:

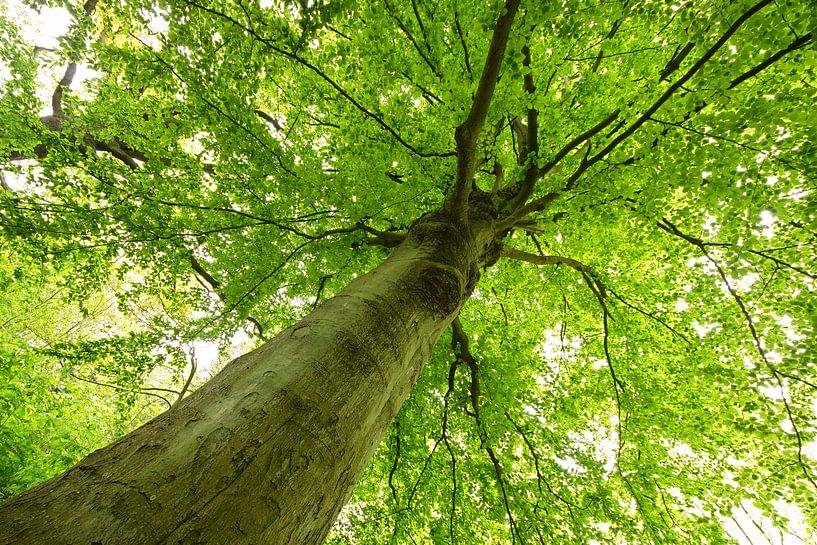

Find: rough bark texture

[0,212,498,545]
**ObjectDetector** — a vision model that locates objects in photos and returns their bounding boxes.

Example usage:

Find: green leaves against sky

[1,0,816,543]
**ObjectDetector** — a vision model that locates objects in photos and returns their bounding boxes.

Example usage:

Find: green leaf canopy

[1,0,815,543]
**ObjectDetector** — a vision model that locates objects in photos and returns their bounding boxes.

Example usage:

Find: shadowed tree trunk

[0,211,501,544]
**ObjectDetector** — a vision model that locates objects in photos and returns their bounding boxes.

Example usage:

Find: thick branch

[451,317,479,413]
[52,63,77,118]
[189,255,222,290]
[658,42,695,81]
[254,109,283,131]
[539,108,620,175]
[500,246,590,272]
[459,0,520,134]
[448,0,521,219]
[510,116,528,165]
[728,32,812,89]
[362,229,406,248]
[502,108,620,216]
[509,39,540,206]
[50,0,98,117]
[509,0,773,221]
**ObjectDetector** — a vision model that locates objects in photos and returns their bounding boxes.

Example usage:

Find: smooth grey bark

[0,212,499,545]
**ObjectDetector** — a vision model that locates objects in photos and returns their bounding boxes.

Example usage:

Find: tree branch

[410,0,430,50]
[311,274,332,308]
[563,44,671,64]
[190,254,269,339]
[504,411,577,518]
[586,0,773,163]
[70,372,174,409]
[606,286,692,345]
[50,0,98,117]
[510,116,528,165]
[179,0,454,159]
[728,32,812,89]
[441,357,459,544]
[448,0,521,220]
[500,246,590,272]
[451,316,522,544]
[658,41,695,81]
[52,63,77,118]
[658,217,817,493]
[385,0,442,80]
[508,38,540,206]
[454,9,473,81]
[648,117,808,176]
[580,269,626,469]
[388,420,402,502]
[501,245,628,463]
[508,0,774,221]
[654,218,815,279]
[502,108,620,217]
[254,109,283,131]
[173,346,198,407]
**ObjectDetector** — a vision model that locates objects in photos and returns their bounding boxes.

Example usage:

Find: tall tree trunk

[0,212,496,544]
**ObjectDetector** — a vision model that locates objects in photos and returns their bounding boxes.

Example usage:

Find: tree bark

[0,212,495,544]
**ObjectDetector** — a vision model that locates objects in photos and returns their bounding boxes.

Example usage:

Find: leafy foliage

[0,244,178,499]
[1,0,816,542]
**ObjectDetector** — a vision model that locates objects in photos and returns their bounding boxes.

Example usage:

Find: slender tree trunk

[0,212,495,544]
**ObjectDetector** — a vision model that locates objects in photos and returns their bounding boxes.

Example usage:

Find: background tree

[0,0,815,543]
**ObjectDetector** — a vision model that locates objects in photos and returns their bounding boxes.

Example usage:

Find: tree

[0,0,815,542]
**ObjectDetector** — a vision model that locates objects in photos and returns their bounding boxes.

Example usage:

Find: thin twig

[70,372,174,409]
